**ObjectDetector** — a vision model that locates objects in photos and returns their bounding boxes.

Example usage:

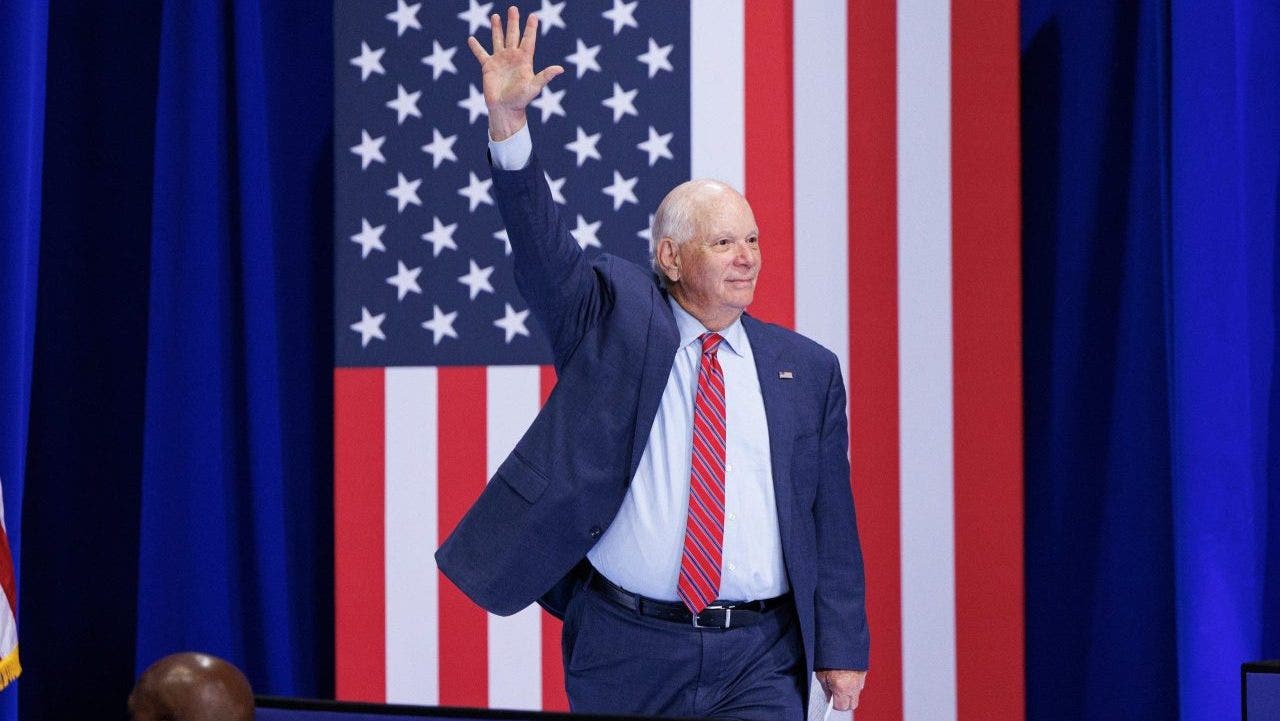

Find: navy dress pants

[562,579,806,721]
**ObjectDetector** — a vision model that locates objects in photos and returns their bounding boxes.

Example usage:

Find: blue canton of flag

[335,0,691,367]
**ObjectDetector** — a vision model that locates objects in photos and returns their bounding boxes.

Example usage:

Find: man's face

[670,190,761,323]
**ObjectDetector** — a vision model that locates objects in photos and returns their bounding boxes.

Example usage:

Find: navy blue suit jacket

[436,153,869,673]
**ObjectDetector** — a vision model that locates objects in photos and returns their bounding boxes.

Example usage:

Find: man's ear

[657,237,680,282]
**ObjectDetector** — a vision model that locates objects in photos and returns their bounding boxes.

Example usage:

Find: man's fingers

[521,13,540,53]
[831,690,861,712]
[505,5,520,51]
[466,36,490,64]
[832,696,858,712]
[489,12,503,52]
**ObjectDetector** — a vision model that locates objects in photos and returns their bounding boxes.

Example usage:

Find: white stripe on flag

[689,0,745,190]
[385,367,439,704]
[486,366,543,710]
[793,0,850,379]
[897,1,957,720]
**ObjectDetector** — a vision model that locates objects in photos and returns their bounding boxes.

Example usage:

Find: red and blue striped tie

[678,332,728,614]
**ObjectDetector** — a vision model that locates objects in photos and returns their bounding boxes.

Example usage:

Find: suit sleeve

[812,356,871,670]
[489,152,604,366]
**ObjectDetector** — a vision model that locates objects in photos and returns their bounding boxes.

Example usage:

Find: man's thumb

[535,65,565,87]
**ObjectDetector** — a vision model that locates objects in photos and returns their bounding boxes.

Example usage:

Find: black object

[256,695,708,721]
[588,571,791,630]
[1242,660,1280,720]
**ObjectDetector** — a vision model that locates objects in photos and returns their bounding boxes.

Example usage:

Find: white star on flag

[530,86,567,122]
[386,261,423,301]
[422,216,459,257]
[637,126,674,166]
[458,84,488,124]
[544,172,567,204]
[570,214,603,249]
[422,128,458,168]
[350,130,386,170]
[421,40,458,80]
[637,38,674,78]
[638,213,655,244]
[387,84,422,124]
[457,0,494,34]
[422,304,459,345]
[602,0,639,35]
[457,259,495,300]
[458,172,494,211]
[349,42,385,81]
[350,306,386,347]
[602,171,639,210]
[637,213,656,263]
[493,303,531,343]
[565,126,602,166]
[565,39,602,78]
[387,173,422,212]
[493,228,511,256]
[350,218,386,258]
[535,0,567,34]
[602,82,639,123]
[385,0,422,36]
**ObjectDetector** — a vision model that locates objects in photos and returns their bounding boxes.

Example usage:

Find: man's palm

[480,51,543,113]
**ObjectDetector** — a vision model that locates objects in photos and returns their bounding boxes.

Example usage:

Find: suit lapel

[742,315,796,547]
[628,292,679,480]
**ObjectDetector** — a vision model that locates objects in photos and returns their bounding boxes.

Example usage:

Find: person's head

[128,652,254,721]
[650,179,761,331]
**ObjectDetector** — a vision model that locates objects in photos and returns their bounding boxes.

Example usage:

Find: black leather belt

[588,571,791,630]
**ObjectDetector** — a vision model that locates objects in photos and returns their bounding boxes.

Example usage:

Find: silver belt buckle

[693,604,731,629]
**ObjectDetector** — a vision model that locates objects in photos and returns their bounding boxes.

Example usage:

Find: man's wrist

[489,122,533,170]
[488,109,527,142]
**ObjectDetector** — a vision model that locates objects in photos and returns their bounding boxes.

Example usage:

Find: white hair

[648,178,738,286]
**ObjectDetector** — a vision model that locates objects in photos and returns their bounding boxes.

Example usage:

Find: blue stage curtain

[1167,2,1280,718]
[18,2,161,718]
[134,0,334,696]
[0,2,47,719]
[11,1,332,718]
[1023,2,1280,720]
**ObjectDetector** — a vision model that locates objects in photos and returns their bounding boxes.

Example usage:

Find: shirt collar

[668,297,747,359]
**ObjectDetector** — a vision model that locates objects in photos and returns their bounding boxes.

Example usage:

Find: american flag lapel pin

[778,370,794,379]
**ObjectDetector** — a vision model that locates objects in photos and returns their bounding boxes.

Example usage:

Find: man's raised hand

[467,6,564,141]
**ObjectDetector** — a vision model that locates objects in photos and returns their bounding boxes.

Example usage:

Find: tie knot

[700,332,724,356]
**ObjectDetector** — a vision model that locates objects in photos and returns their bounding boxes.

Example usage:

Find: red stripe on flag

[744,0,795,329]
[539,366,557,405]
[538,365,569,712]
[0,524,16,619]
[848,0,903,717]
[437,367,488,708]
[950,2,1025,719]
[334,368,386,702]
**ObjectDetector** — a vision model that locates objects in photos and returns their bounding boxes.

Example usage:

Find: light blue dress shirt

[586,300,788,601]
[491,125,788,603]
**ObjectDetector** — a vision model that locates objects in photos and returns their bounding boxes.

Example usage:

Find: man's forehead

[693,196,757,234]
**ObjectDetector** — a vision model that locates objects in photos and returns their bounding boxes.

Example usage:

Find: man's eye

[748,237,759,244]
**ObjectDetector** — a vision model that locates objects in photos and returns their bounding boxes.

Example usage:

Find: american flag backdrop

[333,1,1023,720]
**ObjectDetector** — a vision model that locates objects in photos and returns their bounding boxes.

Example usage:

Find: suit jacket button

[589,525,603,539]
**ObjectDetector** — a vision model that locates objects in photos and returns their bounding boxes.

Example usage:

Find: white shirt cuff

[488,122,533,171]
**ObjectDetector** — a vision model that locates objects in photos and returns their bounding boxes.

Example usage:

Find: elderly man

[436,8,869,720]
[128,652,254,721]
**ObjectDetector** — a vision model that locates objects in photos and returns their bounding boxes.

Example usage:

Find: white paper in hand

[807,673,853,721]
